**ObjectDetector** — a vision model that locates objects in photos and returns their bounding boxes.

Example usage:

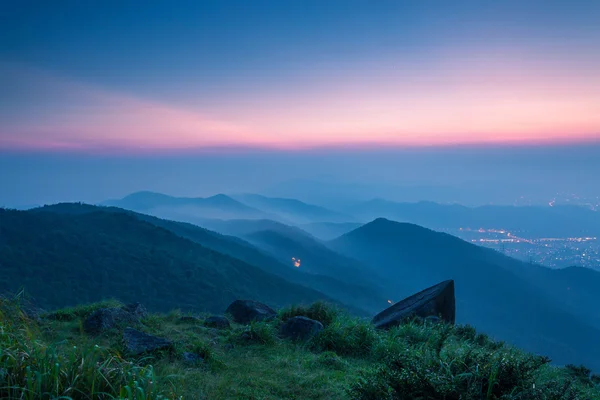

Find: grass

[1,297,599,399]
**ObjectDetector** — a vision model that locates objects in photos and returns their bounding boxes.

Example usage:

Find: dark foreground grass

[1,297,599,399]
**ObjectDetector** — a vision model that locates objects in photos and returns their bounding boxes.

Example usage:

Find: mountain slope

[0,207,336,313]
[32,203,385,314]
[329,218,600,370]
[243,228,381,290]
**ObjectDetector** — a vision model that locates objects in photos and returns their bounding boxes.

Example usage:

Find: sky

[1,1,600,206]
[2,0,600,150]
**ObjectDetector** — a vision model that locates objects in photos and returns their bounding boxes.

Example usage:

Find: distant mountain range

[231,193,354,224]
[103,191,600,240]
[103,191,271,221]
[347,199,600,237]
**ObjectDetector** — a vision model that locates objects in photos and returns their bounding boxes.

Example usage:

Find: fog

[1,143,599,208]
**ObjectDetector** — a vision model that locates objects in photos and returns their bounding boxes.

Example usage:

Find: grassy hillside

[329,218,600,371]
[0,208,336,313]
[1,297,598,399]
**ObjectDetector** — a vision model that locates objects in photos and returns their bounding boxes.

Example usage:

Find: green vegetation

[0,208,332,313]
[1,297,598,399]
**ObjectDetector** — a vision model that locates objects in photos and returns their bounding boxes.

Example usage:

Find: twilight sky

[1,1,600,207]
[2,0,600,150]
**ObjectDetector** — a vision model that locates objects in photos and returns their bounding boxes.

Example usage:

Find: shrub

[44,300,123,321]
[279,301,339,327]
[311,315,378,357]
[350,333,561,400]
[230,321,278,346]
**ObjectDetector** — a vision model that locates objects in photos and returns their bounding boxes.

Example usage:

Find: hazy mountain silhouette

[0,206,341,313]
[299,222,362,240]
[348,200,600,237]
[103,191,271,221]
[194,218,314,239]
[329,218,600,370]
[232,193,354,223]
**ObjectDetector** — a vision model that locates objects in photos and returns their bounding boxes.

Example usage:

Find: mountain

[300,222,362,240]
[103,191,270,221]
[32,203,385,314]
[0,207,339,313]
[348,200,600,237]
[232,194,354,223]
[329,218,600,370]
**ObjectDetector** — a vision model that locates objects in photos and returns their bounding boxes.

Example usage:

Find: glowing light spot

[387,300,394,305]
[292,257,301,268]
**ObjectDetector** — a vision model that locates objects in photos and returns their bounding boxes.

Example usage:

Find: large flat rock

[372,280,455,329]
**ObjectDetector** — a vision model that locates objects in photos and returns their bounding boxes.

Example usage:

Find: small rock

[182,352,204,364]
[83,303,148,334]
[225,300,276,324]
[280,316,323,341]
[122,327,172,355]
[205,315,230,329]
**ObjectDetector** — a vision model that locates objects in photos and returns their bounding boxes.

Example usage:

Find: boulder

[83,303,146,334]
[225,300,276,324]
[83,308,133,334]
[372,280,455,329]
[280,316,323,341]
[205,315,231,329]
[123,327,172,355]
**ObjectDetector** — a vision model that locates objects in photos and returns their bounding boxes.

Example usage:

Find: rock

[280,316,323,341]
[123,327,172,355]
[225,300,276,324]
[205,315,230,329]
[373,280,455,329]
[83,303,147,334]
[122,303,148,319]
[83,308,133,334]
[182,352,204,364]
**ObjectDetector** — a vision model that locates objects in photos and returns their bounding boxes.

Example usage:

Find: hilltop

[1,296,598,399]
